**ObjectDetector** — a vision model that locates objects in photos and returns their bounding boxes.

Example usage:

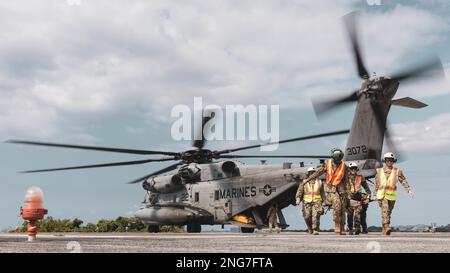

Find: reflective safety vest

[303,179,323,203]
[376,167,399,201]
[326,160,346,186]
[349,175,363,193]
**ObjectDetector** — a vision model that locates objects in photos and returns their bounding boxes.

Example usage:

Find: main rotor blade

[193,112,213,149]
[219,155,330,159]
[127,161,183,184]
[343,11,369,79]
[390,56,444,83]
[20,157,177,173]
[312,90,359,117]
[6,140,179,156]
[215,129,350,154]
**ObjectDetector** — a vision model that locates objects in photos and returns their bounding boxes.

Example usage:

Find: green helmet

[330,148,344,161]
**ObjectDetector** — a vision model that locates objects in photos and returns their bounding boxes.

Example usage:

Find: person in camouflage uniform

[306,148,350,235]
[296,167,326,235]
[346,162,371,235]
[360,192,370,233]
[266,202,280,234]
[375,152,414,235]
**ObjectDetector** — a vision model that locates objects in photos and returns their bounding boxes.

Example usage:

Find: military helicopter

[7,12,443,233]
[7,121,349,233]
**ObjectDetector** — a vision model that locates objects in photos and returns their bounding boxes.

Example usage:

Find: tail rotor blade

[342,11,369,79]
[371,102,403,162]
[390,56,444,83]
[312,90,359,117]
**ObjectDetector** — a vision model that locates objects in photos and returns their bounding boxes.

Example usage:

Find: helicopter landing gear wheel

[147,225,160,233]
[240,227,255,233]
[186,223,201,233]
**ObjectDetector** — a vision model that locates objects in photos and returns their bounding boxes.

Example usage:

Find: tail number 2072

[347,145,367,155]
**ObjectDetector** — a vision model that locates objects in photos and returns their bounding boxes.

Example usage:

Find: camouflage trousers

[378,199,396,225]
[302,202,323,231]
[347,205,362,231]
[327,193,347,226]
[268,215,278,228]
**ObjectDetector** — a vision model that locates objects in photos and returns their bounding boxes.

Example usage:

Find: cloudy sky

[1,0,450,231]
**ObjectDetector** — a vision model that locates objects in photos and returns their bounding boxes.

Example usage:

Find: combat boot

[313,230,319,235]
[348,229,354,235]
[355,228,361,235]
[334,223,341,235]
[384,224,391,235]
[340,224,346,235]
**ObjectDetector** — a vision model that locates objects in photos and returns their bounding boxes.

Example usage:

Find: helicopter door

[212,190,232,221]
[214,200,231,221]
[212,199,232,221]
[224,200,232,214]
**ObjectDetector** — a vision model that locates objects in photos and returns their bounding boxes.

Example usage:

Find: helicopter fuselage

[135,160,311,228]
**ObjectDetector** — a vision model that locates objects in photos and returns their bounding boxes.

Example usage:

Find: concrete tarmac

[1,232,449,253]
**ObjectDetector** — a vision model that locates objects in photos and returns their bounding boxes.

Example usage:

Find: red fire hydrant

[21,187,48,242]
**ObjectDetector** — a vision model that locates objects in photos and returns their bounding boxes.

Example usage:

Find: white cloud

[391,113,450,154]
[0,0,447,140]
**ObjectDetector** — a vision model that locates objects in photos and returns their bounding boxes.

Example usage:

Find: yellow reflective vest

[376,167,399,201]
[303,179,323,203]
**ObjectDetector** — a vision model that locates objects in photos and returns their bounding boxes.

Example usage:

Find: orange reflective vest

[303,179,322,203]
[349,175,364,193]
[376,167,399,201]
[326,160,346,186]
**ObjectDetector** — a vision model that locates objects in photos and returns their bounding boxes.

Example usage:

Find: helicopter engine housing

[143,174,184,194]
[178,164,201,182]
[221,161,237,173]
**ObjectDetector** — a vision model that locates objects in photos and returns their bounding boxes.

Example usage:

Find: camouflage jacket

[307,161,351,196]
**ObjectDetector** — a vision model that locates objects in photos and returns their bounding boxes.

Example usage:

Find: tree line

[10,216,184,233]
